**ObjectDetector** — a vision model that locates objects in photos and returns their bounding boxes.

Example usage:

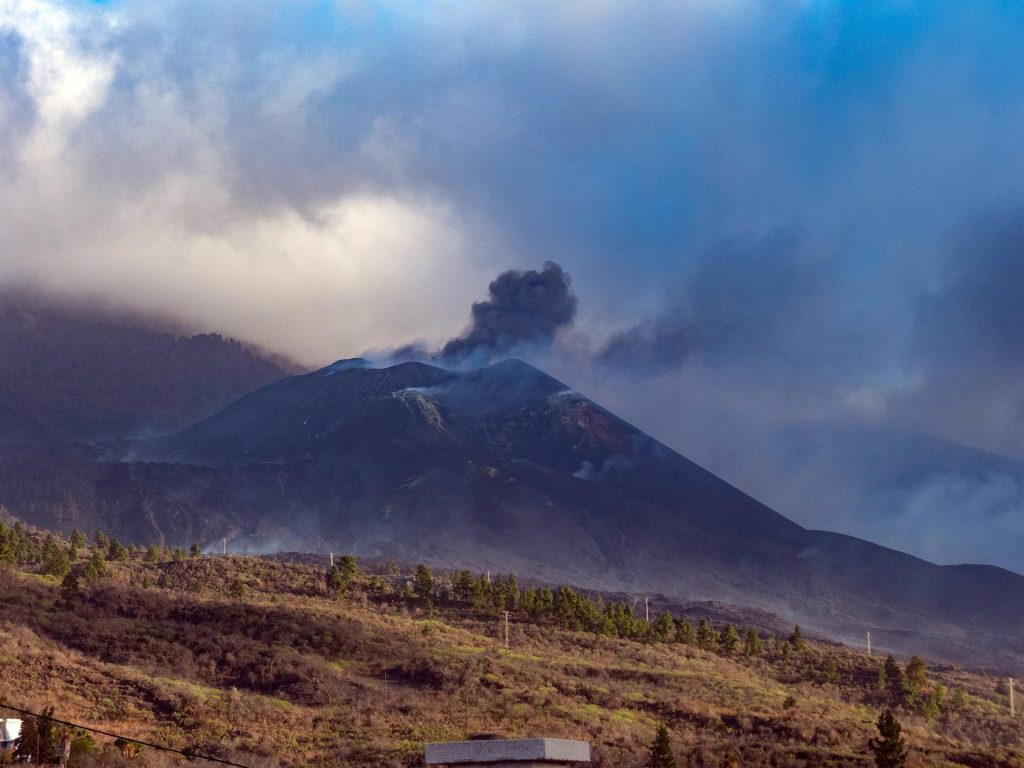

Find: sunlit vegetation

[1,521,1022,768]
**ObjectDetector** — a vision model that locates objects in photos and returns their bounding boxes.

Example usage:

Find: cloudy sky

[4,0,1024,569]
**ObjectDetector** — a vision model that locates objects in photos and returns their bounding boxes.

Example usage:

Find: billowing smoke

[437,262,578,366]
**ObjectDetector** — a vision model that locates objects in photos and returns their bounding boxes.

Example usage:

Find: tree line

[327,560,789,655]
[0,523,975,729]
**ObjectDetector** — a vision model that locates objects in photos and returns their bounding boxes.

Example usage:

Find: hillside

[4,358,1024,669]
[0,292,296,444]
[1,525,1022,768]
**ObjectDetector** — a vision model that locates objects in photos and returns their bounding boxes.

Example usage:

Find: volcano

[4,357,1024,667]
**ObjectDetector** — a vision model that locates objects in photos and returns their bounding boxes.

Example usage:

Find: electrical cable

[0,703,252,768]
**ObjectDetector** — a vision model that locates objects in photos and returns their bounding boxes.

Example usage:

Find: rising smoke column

[438,261,578,366]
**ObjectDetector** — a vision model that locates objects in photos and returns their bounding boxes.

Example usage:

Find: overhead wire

[0,703,252,768]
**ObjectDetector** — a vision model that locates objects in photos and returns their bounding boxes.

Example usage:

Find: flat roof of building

[425,738,590,765]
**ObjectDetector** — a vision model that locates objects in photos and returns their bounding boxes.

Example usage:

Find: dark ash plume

[439,261,578,365]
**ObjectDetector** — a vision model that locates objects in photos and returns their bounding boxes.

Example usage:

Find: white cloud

[0,0,116,166]
[0,0,495,365]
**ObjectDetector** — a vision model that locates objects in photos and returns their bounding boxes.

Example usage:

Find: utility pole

[503,610,510,650]
[329,552,334,567]
[60,731,71,768]
[644,597,650,623]
[866,631,871,657]
[1010,678,1015,717]
[222,537,227,556]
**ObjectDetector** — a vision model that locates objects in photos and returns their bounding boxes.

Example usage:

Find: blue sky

[3,0,1024,568]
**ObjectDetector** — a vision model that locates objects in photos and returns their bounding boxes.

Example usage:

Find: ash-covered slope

[125,358,1023,667]
[6,357,1024,666]
[146,358,806,557]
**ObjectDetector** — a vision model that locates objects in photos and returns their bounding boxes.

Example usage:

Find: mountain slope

[0,292,297,444]
[135,360,1024,665]
[3,357,1023,666]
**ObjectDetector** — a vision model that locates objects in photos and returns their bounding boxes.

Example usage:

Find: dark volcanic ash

[437,261,578,366]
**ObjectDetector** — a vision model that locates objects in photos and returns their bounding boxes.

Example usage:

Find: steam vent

[424,738,591,767]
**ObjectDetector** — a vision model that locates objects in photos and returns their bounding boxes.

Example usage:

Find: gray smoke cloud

[599,230,834,373]
[897,210,1024,457]
[593,229,874,417]
[376,261,577,367]
[917,211,1024,371]
[439,262,577,366]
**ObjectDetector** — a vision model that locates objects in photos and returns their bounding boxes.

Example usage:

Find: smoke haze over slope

[4,1,1024,570]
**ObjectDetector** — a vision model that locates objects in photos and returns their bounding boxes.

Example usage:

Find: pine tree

[413,564,434,600]
[452,570,474,602]
[696,619,717,650]
[719,623,740,652]
[472,575,489,609]
[905,655,927,695]
[19,707,60,763]
[536,586,554,617]
[10,522,39,565]
[653,610,675,643]
[326,563,355,594]
[108,539,130,562]
[83,549,107,580]
[884,655,910,707]
[504,574,520,610]
[868,710,908,768]
[17,713,41,762]
[0,521,14,565]
[520,586,537,617]
[675,619,694,645]
[189,543,201,558]
[555,587,580,629]
[339,555,359,582]
[489,575,507,611]
[41,537,71,578]
[645,723,678,768]
[743,627,763,656]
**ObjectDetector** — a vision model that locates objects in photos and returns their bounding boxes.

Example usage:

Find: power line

[0,704,252,768]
